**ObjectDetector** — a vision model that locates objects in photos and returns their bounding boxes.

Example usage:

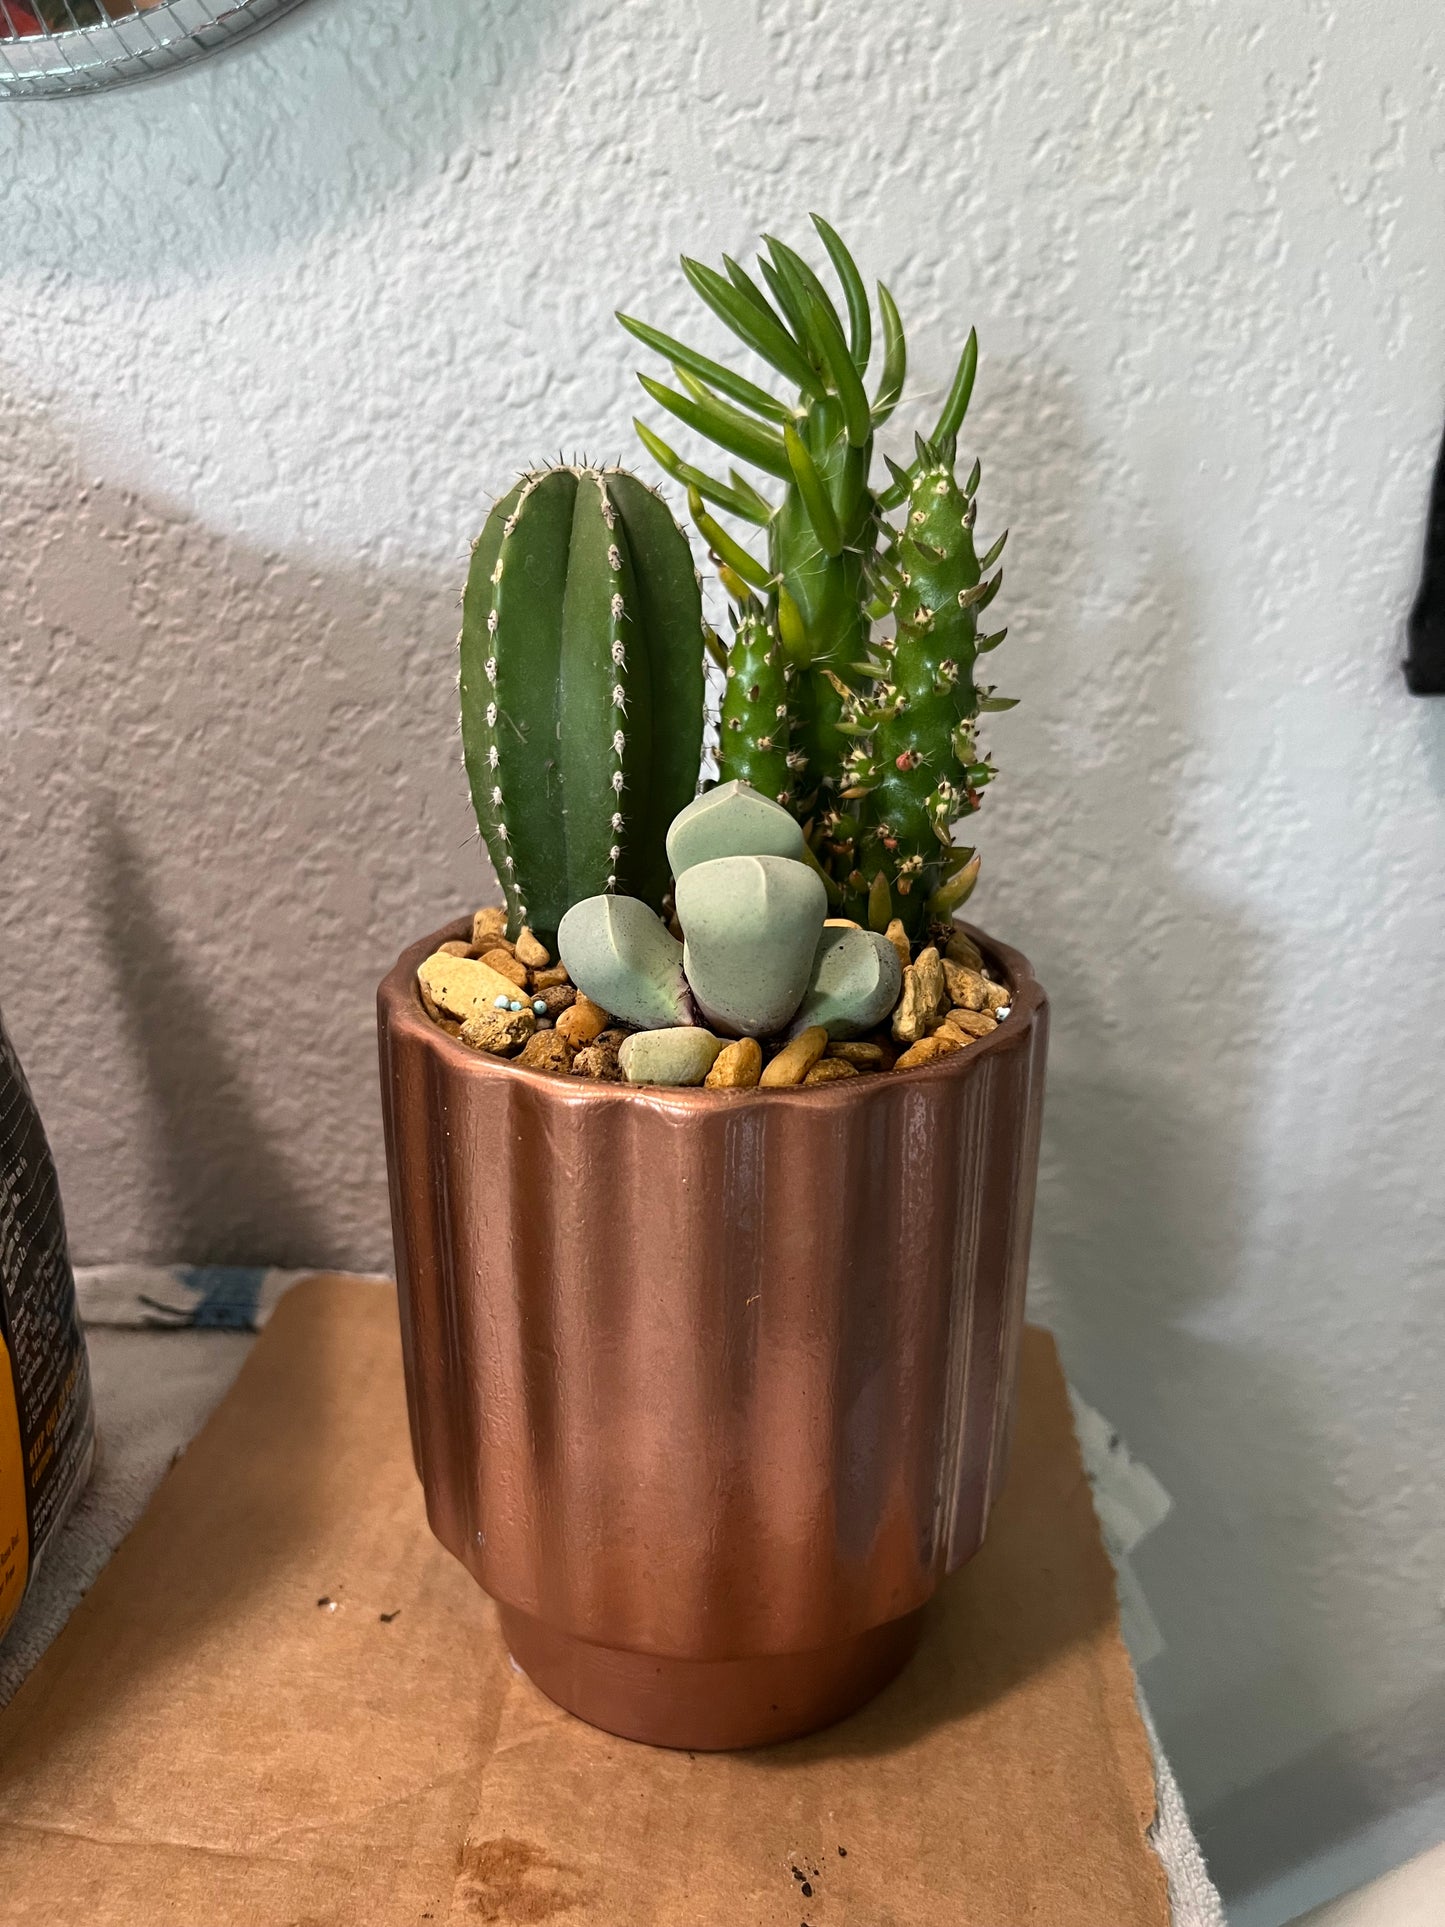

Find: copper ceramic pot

[378,918,1048,1750]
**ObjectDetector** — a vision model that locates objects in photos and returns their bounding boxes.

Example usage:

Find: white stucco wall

[3,1,1443,1915]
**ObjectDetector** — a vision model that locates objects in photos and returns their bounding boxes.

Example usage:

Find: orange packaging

[0,1008,94,1644]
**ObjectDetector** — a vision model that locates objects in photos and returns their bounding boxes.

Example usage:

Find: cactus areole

[460,464,705,949]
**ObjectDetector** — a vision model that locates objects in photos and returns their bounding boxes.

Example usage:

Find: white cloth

[0,1324,253,1705]
[2,1267,1223,1924]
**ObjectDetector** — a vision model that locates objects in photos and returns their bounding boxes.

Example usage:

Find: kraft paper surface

[0,1274,1169,1926]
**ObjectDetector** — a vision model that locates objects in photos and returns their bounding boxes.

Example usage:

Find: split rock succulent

[673,853,827,1037]
[556,894,691,1030]
[665,780,804,878]
[790,925,903,1039]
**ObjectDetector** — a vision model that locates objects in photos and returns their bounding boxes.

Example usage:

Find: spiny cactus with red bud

[716,588,794,805]
[621,220,973,807]
[619,221,1012,942]
[829,436,1013,938]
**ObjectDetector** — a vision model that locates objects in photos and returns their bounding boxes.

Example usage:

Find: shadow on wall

[0,388,491,1267]
[968,353,1402,1906]
[95,810,330,1265]
[1206,1672,1445,1910]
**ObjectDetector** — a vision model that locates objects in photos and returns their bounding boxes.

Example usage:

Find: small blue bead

[508,1000,523,1011]
[493,995,510,1008]
[533,999,546,1015]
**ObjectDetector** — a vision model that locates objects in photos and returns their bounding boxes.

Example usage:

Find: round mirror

[0,0,308,99]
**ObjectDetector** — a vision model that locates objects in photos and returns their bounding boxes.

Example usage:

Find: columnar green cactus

[837,438,1011,936]
[459,464,704,947]
[717,595,792,804]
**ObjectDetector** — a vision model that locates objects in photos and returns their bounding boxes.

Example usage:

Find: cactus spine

[837,439,1011,936]
[460,465,704,947]
[717,595,792,804]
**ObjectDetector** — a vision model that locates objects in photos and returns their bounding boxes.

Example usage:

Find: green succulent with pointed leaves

[619,218,978,819]
[620,221,1010,940]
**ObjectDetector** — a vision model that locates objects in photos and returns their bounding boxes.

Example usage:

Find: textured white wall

[2,0,1443,1915]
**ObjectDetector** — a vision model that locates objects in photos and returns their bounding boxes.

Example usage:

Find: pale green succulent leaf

[810,213,872,374]
[688,487,775,591]
[637,372,793,480]
[679,255,826,400]
[783,422,844,558]
[633,420,773,524]
[871,282,907,423]
[929,328,979,448]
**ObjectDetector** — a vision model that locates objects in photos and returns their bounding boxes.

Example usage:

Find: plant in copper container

[378,222,1048,1750]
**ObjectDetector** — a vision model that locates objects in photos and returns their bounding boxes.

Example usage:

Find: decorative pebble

[515,1029,574,1074]
[618,1026,725,1087]
[912,946,946,1023]
[996,1004,1011,1021]
[494,995,510,1009]
[508,999,523,1011]
[759,1025,829,1088]
[890,967,932,1045]
[532,999,547,1015]
[514,926,551,970]
[571,1036,624,1081]
[704,1037,763,1090]
[803,1057,858,1085]
[883,918,912,974]
[941,1006,997,1041]
[458,1004,536,1055]
[827,1040,888,1070]
[418,950,533,1022]
[942,960,991,1011]
[893,1032,963,1070]
[482,946,530,989]
[943,925,985,972]
[471,906,508,947]
[555,993,611,1048]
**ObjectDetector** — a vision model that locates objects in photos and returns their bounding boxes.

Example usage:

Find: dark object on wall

[0,1006,95,1643]
[1406,421,1445,695]
[378,916,1048,1751]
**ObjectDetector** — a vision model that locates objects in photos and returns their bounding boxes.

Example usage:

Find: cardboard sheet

[0,1275,1169,1926]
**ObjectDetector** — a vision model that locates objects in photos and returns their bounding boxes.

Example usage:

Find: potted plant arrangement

[378,220,1048,1750]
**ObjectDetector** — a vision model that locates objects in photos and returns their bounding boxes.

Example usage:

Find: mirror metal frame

[1,0,308,99]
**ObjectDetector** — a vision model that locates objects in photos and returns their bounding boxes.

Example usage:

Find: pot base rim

[499,1603,925,1752]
